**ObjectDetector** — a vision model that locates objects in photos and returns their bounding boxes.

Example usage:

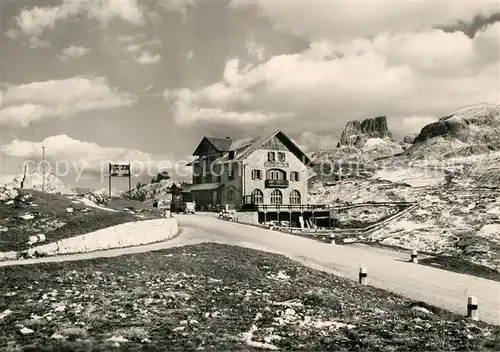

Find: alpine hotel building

[183,130,310,210]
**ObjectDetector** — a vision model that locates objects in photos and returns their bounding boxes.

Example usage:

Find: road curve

[177,214,500,325]
[1,213,498,325]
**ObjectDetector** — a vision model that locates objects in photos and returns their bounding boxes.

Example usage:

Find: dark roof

[191,130,310,165]
[206,137,233,152]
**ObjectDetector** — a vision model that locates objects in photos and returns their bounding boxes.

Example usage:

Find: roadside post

[467,296,478,320]
[359,267,368,285]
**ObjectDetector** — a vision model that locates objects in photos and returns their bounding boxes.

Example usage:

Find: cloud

[1,77,135,127]
[164,24,499,138]
[1,135,190,181]
[186,49,194,60]
[297,132,339,152]
[234,1,499,42]
[125,38,161,53]
[245,38,265,61]
[158,0,196,19]
[12,0,145,45]
[57,46,91,61]
[136,51,161,65]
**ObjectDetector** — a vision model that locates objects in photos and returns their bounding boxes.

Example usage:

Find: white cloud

[245,38,265,61]
[58,46,91,61]
[164,24,499,137]
[1,135,188,180]
[1,77,135,127]
[87,0,144,26]
[186,49,194,60]
[136,51,161,65]
[235,1,499,42]
[12,0,145,44]
[28,37,51,49]
[297,132,339,152]
[158,0,196,19]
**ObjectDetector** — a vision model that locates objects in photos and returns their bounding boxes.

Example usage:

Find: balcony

[264,161,289,168]
[265,179,289,188]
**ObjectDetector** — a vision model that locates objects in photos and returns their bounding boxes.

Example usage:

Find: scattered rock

[107,335,129,343]
[27,235,39,246]
[0,309,12,320]
[51,333,65,340]
[19,327,34,335]
[20,213,36,220]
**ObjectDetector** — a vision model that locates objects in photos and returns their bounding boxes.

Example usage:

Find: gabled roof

[191,130,310,165]
[206,137,233,151]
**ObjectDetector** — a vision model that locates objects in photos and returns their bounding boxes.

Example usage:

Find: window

[270,189,283,205]
[228,151,235,160]
[268,151,275,161]
[278,152,286,162]
[226,188,235,204]
[227,165,234,180]
[252,169,262,180]
[289,190,301,205]
[267,169,286,180]
[290,171,300,181]
[252,189,264,204]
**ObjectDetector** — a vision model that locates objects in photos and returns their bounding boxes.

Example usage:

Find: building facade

[184,130,310,210]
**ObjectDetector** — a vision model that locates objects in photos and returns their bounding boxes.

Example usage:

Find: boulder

[403,133,418,144]
[414,120,469,144]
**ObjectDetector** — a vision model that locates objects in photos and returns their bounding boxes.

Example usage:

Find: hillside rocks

[338,116,393,148]
[414,120,469,144]
[11,172,67,195]
[0,183,19,202]
[408,103,500,159]
[123,179,183,202]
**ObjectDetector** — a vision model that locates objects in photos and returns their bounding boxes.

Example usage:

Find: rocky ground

[307,103,500,277]
[0,243,498,351]
[0,190,163,254]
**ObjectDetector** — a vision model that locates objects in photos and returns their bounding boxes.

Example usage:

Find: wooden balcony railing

[264,179,289,188]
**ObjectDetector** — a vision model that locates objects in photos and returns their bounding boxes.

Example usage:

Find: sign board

[108,163,132,198]
[109,164,131,177]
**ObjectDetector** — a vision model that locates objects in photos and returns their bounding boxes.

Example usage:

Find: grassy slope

[0,243,498,351]
[0,190,162,253]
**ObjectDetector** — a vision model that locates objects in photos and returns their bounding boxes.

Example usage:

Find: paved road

[1,213,499,325]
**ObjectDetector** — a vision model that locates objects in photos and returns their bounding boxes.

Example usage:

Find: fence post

[410,249,418,263]
[467,296,478,320]
[359,267,367,285]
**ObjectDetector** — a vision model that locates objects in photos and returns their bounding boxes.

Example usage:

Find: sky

[1,0,499,190]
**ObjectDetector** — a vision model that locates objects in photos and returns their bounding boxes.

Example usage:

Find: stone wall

[14,218,179,258]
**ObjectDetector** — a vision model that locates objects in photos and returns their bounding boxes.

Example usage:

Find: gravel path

[1,213,498,325]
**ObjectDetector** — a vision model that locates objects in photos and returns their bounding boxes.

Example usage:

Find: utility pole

[42,146,46,193]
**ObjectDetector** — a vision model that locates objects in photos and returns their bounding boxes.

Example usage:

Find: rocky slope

[405,102,500,160]
[337,115,394,148]
[1,172,68,202]
[122,179,184,202]
[308,102,500,272]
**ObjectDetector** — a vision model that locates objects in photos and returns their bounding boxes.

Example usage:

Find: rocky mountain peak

[337,115,394,148]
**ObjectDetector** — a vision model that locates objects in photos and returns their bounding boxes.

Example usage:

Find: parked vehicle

[179,202,195,214]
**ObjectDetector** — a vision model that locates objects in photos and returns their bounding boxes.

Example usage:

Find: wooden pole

[42,146,46,193]
[108,163,112,198]
[128,163,132,194]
